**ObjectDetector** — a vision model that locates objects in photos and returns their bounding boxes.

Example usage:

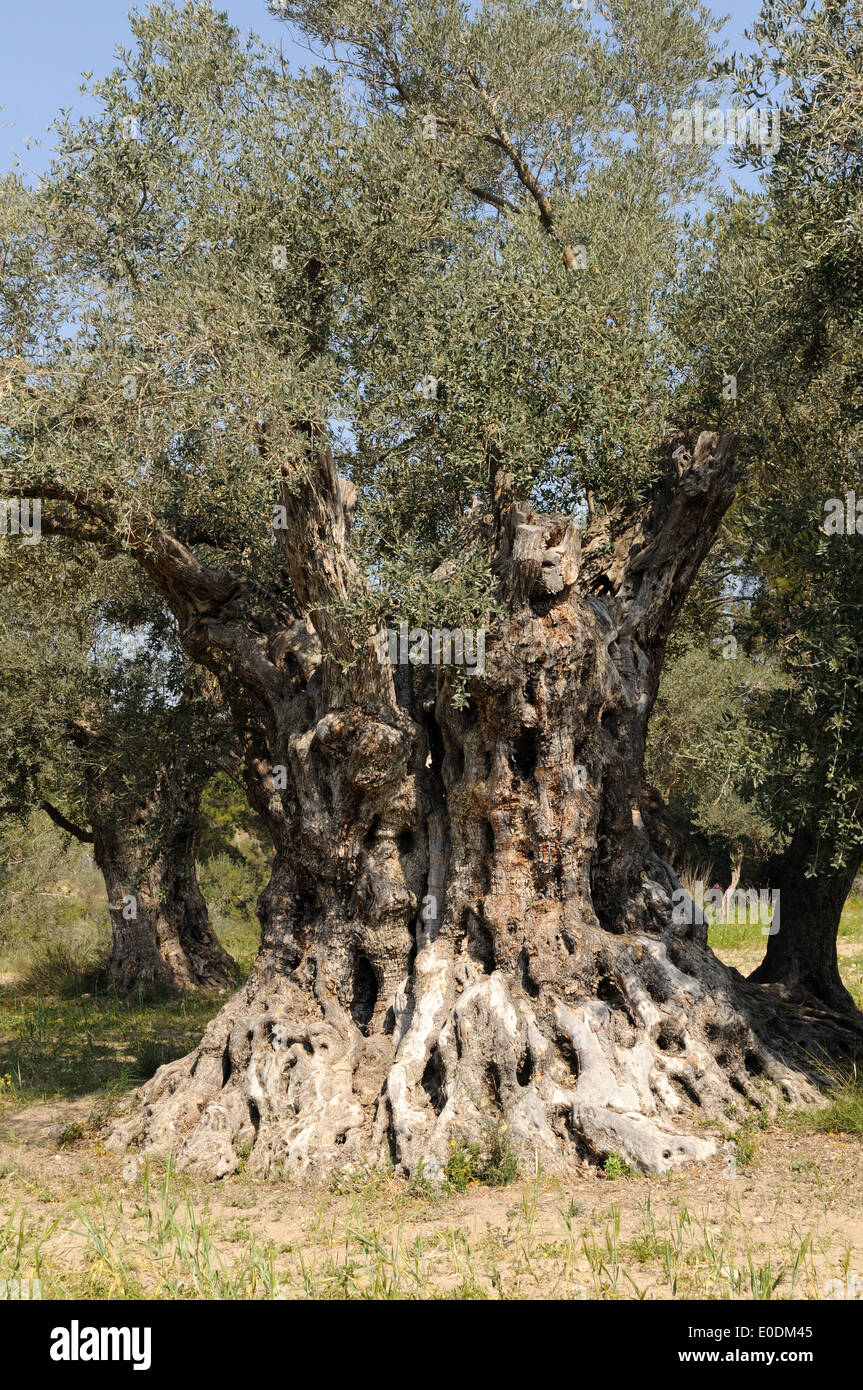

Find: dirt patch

[0,1095,94,1148]
[0,1098,861,1299]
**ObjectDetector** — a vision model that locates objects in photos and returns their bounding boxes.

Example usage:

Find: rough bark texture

[750,827,861,1021]
[104,430,850,1181]
[91,793,236,993]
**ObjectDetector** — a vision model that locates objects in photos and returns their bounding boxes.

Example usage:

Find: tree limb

[40,800,94,844]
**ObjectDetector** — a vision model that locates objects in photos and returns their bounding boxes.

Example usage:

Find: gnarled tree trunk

[94,786,236,992]
[149,790,238,991]
[750,827,860,1021]
[45,790,236,993]
[97,831,235,995]
[93,822,178,992]
[107,431,839,1180]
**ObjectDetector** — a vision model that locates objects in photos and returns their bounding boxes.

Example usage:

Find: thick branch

[41,800,94,844]
[602,431,737,646]
[389,66,576,265]
[276,429,395,708]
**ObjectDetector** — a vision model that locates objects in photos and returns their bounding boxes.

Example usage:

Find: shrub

[57,1121,86,1147]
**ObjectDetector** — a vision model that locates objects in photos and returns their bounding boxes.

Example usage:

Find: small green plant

[328,1162,394,1197]
[57,1121,86,1147]
[444,1123,519,1192]
[444,1139,476,1192]
[407,1155,438,1199]
[626,1230,665,1264]
[603,1151,634,1180]
[476,1123,519,1187]
[446,1276,489,1300]
[731,1117,759,1169]
[561,1198,584,1222]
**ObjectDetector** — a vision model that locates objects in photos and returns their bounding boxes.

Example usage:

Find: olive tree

[0,547,237,990]
[0,1,824,1179]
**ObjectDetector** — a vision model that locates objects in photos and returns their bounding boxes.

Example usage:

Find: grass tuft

[130,1040,191,1081]
[20,940,107,998]
[801,1068,863,1136]
[444,1123,519,1192]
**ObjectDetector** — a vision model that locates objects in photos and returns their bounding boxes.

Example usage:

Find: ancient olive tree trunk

[153,805,238,991]
[44,791,236,993]
[97,785,236,992]
[92,822,178,992]
[110,432,825,1180]
[750,827,860,1019]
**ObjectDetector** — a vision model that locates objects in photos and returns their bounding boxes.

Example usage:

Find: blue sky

[0,0,763,179]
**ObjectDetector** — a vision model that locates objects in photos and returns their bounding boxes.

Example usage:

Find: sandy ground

[1,934,861,1299]
[0,1092,861,1300]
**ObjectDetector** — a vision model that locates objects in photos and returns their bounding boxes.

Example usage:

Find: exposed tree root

[107,911,823,1180]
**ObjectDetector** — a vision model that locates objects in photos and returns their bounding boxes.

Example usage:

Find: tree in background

[0,546,237,990]
[646,639,783,897]
[666,0,863,1019]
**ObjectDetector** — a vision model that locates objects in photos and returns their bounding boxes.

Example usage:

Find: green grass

[707,899,781,952]
[801,1070,863,1136]
[710,889,863,971]
[837,894,863,1009]
[0,985,220,1104]
[708,917,773,951]
[0,814,261,1106]
[0,1161,844,1300]
[211,918,260,980]
[727,1116,760,1169]
[838,893,863,941]
[0,899,255,1103]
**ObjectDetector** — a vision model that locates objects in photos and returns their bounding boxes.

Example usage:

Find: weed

[800,1065,863,1136]
[603,1151,634,1180]
[444,1124,519,1192]
[57,1122,86,1148]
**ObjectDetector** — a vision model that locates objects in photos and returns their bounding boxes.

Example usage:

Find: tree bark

[93,823,176,992]
[152,788,238,991]
[91,791,236,993]
[105,430,852,1180]
[750,827,859,1017]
